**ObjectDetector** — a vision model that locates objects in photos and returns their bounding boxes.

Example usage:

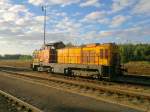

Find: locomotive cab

[31,41,65,71]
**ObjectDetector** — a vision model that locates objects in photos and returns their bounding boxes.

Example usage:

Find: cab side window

[105,49,108,59]
[100,49,103,59]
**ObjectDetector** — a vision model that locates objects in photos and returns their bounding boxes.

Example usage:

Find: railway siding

[0,69,150,111]
[0,90,42,112]
[2,69,150,100]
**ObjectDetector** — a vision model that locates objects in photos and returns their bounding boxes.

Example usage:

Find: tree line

[0,54,32,60]
[119,44,150,63]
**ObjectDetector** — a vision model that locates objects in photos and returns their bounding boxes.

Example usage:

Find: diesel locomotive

[31,41,122,80]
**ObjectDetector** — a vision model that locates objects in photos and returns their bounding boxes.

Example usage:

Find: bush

[119,44,150,63]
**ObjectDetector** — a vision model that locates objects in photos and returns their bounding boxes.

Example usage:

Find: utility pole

[42,5,46,45]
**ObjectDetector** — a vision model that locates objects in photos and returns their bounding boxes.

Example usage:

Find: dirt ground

[0,60,31,68]
[124,61,150,76]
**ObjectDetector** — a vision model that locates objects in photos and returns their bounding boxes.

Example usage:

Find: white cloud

[81,31,99,40]
[0,0,46,54]
[2,12,16,21]
[15,18,25,25]
[50,0,80,6]
[0,0,82,54]
[28,0,80,6]
[0,0,10,5]
[55,12,67,17]
[28,0,44,6]
[98,18,109,24]
[1,4,30,23]
[132,0,150,15]
[82,11,110,25]
[8,5,28,13]
[111,0,135,13]
[80,0,101,7]
[55,17,81,34]
[35,16,44,22]
[85,11,105,20]
[110,15,129,28]
[98,26,150,43]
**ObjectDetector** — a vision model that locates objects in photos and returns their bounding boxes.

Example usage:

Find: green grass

[0,59,31,67]
[124,61,150,76]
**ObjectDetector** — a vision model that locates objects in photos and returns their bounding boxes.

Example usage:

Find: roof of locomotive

[82,43,116,47]
[42,41,65,49]
[33,42,118,53]
[56,43,117,50]
[44,41,63,46]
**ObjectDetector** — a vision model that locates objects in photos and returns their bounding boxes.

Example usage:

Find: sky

[0,0,150,55]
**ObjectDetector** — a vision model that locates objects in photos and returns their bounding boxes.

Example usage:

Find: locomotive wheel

[64,69,69,76]
[51,67,54,73]
[37,66,44,72]
[97,75,102,80]
[47,67,54,73]
[64,68,72,76]
[32,65,37,71]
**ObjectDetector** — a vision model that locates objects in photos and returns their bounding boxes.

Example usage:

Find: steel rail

[0,65,150,86]
[0,90,42,112]
[1,70,150,101]
[0,69,150,111]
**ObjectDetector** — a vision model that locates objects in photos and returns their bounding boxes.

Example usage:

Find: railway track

[0,65,150,86]
[0,66,31,71]
[0,89,42,112]
[0,69,150,111]
[48,73,150,93]
[115,74,150,86]
[1,66,150,94]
